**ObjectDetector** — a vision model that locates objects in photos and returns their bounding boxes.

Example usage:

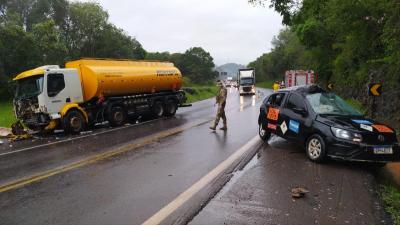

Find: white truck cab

[14,65,83,130]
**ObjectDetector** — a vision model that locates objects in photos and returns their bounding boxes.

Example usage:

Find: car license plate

[373,146,393,154]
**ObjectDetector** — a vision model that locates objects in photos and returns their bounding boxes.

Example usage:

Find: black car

[258,85,400,163]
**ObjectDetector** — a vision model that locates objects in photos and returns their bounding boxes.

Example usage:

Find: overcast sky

[90,0,283,66]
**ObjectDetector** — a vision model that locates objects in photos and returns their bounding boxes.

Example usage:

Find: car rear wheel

[259,123,271,141]
[306,134,326,163]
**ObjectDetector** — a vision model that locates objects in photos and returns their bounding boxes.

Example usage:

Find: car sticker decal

[267,123,277,130]
[360,124,373,132]
[267,107,280,121]
[280,121,288,135]
[352,119,373,125]
[372,124,393,133]
[289,120,300,133]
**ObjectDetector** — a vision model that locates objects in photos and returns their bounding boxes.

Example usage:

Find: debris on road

[9,133,32,142]
[8,121,32,142]
[11,121,26,135]
[0,127,12,137]
[291,187,309,198]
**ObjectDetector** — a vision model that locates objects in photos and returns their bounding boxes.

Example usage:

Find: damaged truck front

[13,59,188,134]
[14,68,53,131]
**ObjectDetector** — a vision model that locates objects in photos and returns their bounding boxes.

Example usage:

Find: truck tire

[164,99,177,117]
[108,106,127,127]
[152,101,164,118]
[63,110,86,134]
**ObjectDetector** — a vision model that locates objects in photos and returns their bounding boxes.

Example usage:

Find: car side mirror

[293,107,308,117]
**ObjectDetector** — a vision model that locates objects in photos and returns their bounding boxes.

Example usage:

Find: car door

[281,93,312,143]
[264,92,287,137]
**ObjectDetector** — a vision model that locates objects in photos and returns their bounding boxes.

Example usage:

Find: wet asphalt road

[0,88,391,225]
[190,136,392,225]
[0,88,266,224]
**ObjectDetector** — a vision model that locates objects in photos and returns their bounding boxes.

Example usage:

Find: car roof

[277,85,326,95]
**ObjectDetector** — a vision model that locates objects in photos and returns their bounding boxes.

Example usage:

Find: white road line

[0,118,163,157]
[142,135,261,225]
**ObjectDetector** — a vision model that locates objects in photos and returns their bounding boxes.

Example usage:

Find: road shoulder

[190,136,393,225]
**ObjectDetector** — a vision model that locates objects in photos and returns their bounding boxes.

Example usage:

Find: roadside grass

[0,102,15,128]
[183,85,218,103]
[256,81,274,89]
[380,183,400,224]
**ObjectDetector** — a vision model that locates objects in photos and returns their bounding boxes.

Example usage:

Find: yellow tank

[65,59,183,102]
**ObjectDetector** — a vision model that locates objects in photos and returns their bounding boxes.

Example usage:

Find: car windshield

[306,92,362,116]
[15,75,44,99]
[240,77,254,85]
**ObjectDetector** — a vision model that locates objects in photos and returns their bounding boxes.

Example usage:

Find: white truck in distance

[238,68,255,95]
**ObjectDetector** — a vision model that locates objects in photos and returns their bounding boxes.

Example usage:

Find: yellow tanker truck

[13,59,187,134]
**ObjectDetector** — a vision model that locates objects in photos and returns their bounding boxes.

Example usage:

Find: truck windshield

[240,77,254,85]
[306,92,362,116]
[15,75,44,99]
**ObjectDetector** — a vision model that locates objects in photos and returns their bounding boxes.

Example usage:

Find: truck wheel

[152,101,164,118]
[306,134,327,163]
[108,106,127,127]
[164,99,177,116]
[63,110,86,134]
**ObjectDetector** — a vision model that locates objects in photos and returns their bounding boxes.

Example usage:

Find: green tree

[0,0,148,100]
[32,19,67,65]
[145,51,171,61]
[65,2,108,58]
[248,28,316,82]
[180,47,216,83]
[0,23,39,99]
[93,24,146,59]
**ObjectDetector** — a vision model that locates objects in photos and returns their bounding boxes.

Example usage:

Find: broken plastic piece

[291,187,309,198]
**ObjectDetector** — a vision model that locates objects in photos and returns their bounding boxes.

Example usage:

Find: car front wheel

[306,134,327,163]
[259,123,271,141]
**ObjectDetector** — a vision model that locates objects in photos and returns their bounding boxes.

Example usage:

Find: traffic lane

[0,117,189,185]
[0,89,254,185]
[190,136,392,225]
[0,87,245,153]
[0,95,213,153]
[0,91,265,224]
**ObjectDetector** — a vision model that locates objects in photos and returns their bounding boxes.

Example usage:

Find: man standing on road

[210,81,228,131]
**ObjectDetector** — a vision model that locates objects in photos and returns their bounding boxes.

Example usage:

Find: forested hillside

[249,0,400,127]
[0,0,217,100]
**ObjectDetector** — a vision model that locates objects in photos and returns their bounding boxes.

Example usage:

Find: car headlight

[331,127,362,142]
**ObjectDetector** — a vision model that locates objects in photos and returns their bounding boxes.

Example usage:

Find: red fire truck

[284,70,316,87]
